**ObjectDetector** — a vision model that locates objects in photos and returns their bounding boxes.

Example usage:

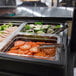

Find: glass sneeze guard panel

[0,0,74,18]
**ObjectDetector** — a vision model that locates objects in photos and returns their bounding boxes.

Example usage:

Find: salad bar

[0,1,74,75]
[0,21,63,61]
[0,20,69,76]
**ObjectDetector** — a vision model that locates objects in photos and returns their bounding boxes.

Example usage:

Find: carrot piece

[10,46,19,50]
[26,52,33,55]
[30,47,39,53]
[18,50,24,54]
[42,47,56,56]
[34,51,46,57]
[24,50,30,54]
[20,44,31,51]
[14,41,25,47]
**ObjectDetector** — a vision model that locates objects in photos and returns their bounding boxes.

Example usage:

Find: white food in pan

[0,26,18,42]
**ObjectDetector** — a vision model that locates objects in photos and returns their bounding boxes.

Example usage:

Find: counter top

[16,7,74,18]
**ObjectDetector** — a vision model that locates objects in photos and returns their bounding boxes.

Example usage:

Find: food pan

[0,22,27,50]
[18,33,61,44]
[20,22,64,36]
[0,34,61,61]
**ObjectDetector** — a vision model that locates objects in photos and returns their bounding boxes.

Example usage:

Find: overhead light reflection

[17,7,45,17]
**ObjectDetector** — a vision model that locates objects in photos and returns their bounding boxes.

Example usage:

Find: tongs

[38,44,62,49]
[52,24,68,34]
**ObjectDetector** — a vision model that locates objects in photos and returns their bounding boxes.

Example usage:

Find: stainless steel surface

[53,24,68,34]
[16,7,74,18]
[0,6,17,8]
[17,33,62,47]
[39,44,62,48]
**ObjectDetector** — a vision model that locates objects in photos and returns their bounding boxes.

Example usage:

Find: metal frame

[68,2,76,76]
[0,17,70,76]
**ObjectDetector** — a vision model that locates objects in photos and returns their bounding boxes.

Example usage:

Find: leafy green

[27,31,34,33]
[0,23,13,31]
[1,25,9,30]
[34,22,43,25]
[54,25,61,29]
[22,24,61,34]
[25,25,31,30]
[8,23,13,27]
[0,26,2,31]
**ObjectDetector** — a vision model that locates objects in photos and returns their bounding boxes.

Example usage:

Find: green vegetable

[0,26,2,31]
[25,25,31,30]
[1,25,9,30]
[27,31,34,33]
[8,23,13,27]
[54,25,61,29]
[0,23,13,31]
[22,24,61,34]
[34,22,42,25]
[37,31,45,34]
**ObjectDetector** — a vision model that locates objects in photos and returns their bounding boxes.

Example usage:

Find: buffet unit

[0,20,69,76]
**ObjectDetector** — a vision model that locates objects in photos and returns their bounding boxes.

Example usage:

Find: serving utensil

[39,44,62,49]
[52,24,68,34]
